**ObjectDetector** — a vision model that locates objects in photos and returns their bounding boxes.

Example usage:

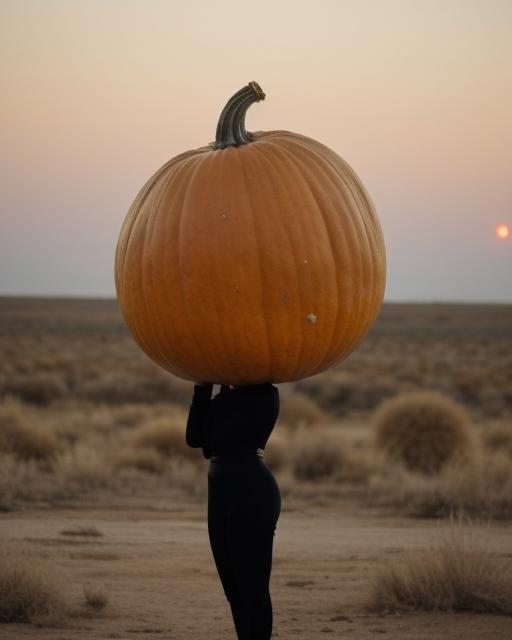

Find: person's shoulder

[236,382,278,393]
[255,382,279,397]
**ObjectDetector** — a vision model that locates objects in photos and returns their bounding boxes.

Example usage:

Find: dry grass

[112,447,166,474]
[0,397,59,462]
[0,542,69,625]
[1,298,512,514]
[2,298,511,419]
[367,448,512,520]
[0,454,47,509]
[1,373,68,406]
[60,525,103,537]
[295,369,398,417]
[51,443,114,494]
[77,370,191,406]
[366,514,512,614]
[372,391,475,474]
[83,587,108,611]
[289,426,349,481]
[1,394,510,520]
[481,420,512,457]
[129,414,197,461]
[278,392,327,429]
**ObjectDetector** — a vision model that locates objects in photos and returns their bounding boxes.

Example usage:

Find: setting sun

[496,224,510,239]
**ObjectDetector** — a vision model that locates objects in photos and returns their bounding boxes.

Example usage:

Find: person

[186,381,281,639]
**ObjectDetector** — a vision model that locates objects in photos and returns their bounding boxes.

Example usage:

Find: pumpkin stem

[214,81,265,150]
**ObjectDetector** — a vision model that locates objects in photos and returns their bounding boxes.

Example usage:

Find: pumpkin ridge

[324,155,375,359]
[296,140,369,370]
[273,135,367,368]
[255,138,337,378]
[128,153,203,377]
[247,142,302,378]
[340,167,383,343]
[232,147,273,378]
[115,165,169,298]
[115,147,208,302]
[138,172,166,369]
[250,141,314,379]
[212,148,248,382]
[176,153,230,379]
[332,153,387,306]
[284,136,385,359]
[131,155,201,375]
[144,155,205,374]
[117,176,169,365]
[273,140,345,374]
[317,149,383,349]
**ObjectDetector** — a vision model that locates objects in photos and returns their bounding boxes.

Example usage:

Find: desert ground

[1,297,511,639]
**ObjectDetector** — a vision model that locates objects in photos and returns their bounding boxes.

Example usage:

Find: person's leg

[208,473,249,639]
[227,464,281,639]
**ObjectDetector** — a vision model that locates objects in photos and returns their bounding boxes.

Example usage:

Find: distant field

[0,295,511,515]
[1,297,511,638]
[1,296,511,419]
[2,295,512,336]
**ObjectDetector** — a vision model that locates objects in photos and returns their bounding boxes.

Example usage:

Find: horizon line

[0,292,510,306]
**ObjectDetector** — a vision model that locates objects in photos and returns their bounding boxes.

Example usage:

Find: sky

[1,0,511,303]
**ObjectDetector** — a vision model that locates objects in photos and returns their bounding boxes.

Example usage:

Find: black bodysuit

[186,382,280,458]
[186,382,282,640]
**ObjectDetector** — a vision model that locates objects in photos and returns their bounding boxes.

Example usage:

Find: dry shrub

[0,398,59,462]
[1,444,119,508]
[78,371,191,405]
[372,391,474,474]
[112,447,165,474]
[479,385,509,418]
[111,404,152,429]
[290,426,348,481]
[453,370,484,406]
[83,587,108,611]
[481,421,512,457]
[55,403,176,444]
[129,415,194,461]
[366,514,512,614]
[413,450,512,520]
[278,393,327,430]
[0,454,46,509]
[295,370,397,416]
[0,542,69,625]
[295,370,355,414]
[367,448,512,520]
[335,446,375,484]
[51,443,114,496]
[1,373,68,406]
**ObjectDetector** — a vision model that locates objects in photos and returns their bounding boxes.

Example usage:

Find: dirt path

[1,495,511,639]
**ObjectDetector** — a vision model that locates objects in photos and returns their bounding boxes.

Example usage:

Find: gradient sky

[1,0,511,302]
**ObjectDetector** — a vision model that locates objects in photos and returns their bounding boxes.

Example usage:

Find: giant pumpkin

[115,82,386,385]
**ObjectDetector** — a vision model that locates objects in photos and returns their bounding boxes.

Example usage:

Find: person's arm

[186,383,213,448]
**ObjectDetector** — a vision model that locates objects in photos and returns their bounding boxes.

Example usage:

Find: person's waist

[209,447,264,462]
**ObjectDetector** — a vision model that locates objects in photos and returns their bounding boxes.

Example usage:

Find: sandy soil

[1,491,511,639]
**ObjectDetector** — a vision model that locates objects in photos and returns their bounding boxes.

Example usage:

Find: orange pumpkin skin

[115,87,386,385]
